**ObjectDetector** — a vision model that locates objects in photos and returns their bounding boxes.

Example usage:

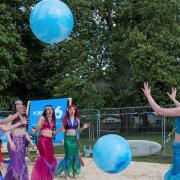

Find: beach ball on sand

[93,134,132,173]
[30,0,74,44]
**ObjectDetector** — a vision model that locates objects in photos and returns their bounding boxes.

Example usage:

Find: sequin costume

[164,118,180,180]
[4,134,28,180]
[31,119,57,180]
[55,118,82,177]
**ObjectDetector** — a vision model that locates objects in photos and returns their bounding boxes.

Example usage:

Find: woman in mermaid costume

[0,104,28,180]
[55,105,89,179]
[4,100,34,180]
[31,105,57,180]
[142,83,180,180]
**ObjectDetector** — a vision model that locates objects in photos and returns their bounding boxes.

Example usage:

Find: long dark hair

[42,105,56,131]
[11,100,26,128]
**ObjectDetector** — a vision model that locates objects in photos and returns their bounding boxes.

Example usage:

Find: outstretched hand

[142,82,151,97]
[83,123,90,129]
[167,87,177,101]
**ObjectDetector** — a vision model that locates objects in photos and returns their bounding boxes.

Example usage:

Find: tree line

[0,0,180,110]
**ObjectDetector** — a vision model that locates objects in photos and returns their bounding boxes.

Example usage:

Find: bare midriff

[11,127,26,136]
[66,129,76,135]
[40,129,53,137]
[175,133,180,142]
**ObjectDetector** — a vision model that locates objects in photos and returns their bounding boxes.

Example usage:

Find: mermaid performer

[163,87,180,179]
[142,83,180,179]
[4,100,33,180]
[55,105,89,179]
[31,105,57,180]
[0,105,27,179]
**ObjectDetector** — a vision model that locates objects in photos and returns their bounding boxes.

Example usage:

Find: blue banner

[28,98,68,143]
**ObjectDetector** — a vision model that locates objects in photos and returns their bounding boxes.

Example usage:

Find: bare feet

[65,174,70,179]
[73,173,76,179]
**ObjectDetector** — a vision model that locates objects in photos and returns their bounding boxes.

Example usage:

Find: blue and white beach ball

[93,134,132,173]
[30,0,74,44]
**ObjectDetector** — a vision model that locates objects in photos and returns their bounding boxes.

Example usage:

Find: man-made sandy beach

[2,157,170,180]
[64,158,170,180]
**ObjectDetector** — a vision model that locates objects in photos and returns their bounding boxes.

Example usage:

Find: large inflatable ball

[30,0,74,44]
[93,134,132,173]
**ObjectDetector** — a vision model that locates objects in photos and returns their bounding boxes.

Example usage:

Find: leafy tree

[108,0,180,106]
[0,3,27,109]
[0,0,180,109]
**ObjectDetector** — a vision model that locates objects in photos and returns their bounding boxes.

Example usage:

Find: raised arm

[0,106,26,125]
[0,113,19,125]
[35,116,45,131]
[167,87,180,107]
[0,117,27,132]
[79,123,90,132]
[142,82,180,117]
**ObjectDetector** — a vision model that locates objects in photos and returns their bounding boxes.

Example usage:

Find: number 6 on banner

[55,106,63,119]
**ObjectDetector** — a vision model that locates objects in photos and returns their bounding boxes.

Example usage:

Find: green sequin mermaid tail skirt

[55,135,82,177]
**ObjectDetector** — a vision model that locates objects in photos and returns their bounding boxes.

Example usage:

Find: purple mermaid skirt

[4,134,28,180]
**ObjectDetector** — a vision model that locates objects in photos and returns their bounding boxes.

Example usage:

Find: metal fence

[79,107,175,158]
[0,107,175,158]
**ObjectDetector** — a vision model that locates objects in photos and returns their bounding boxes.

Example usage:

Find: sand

[1,158,170,180]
